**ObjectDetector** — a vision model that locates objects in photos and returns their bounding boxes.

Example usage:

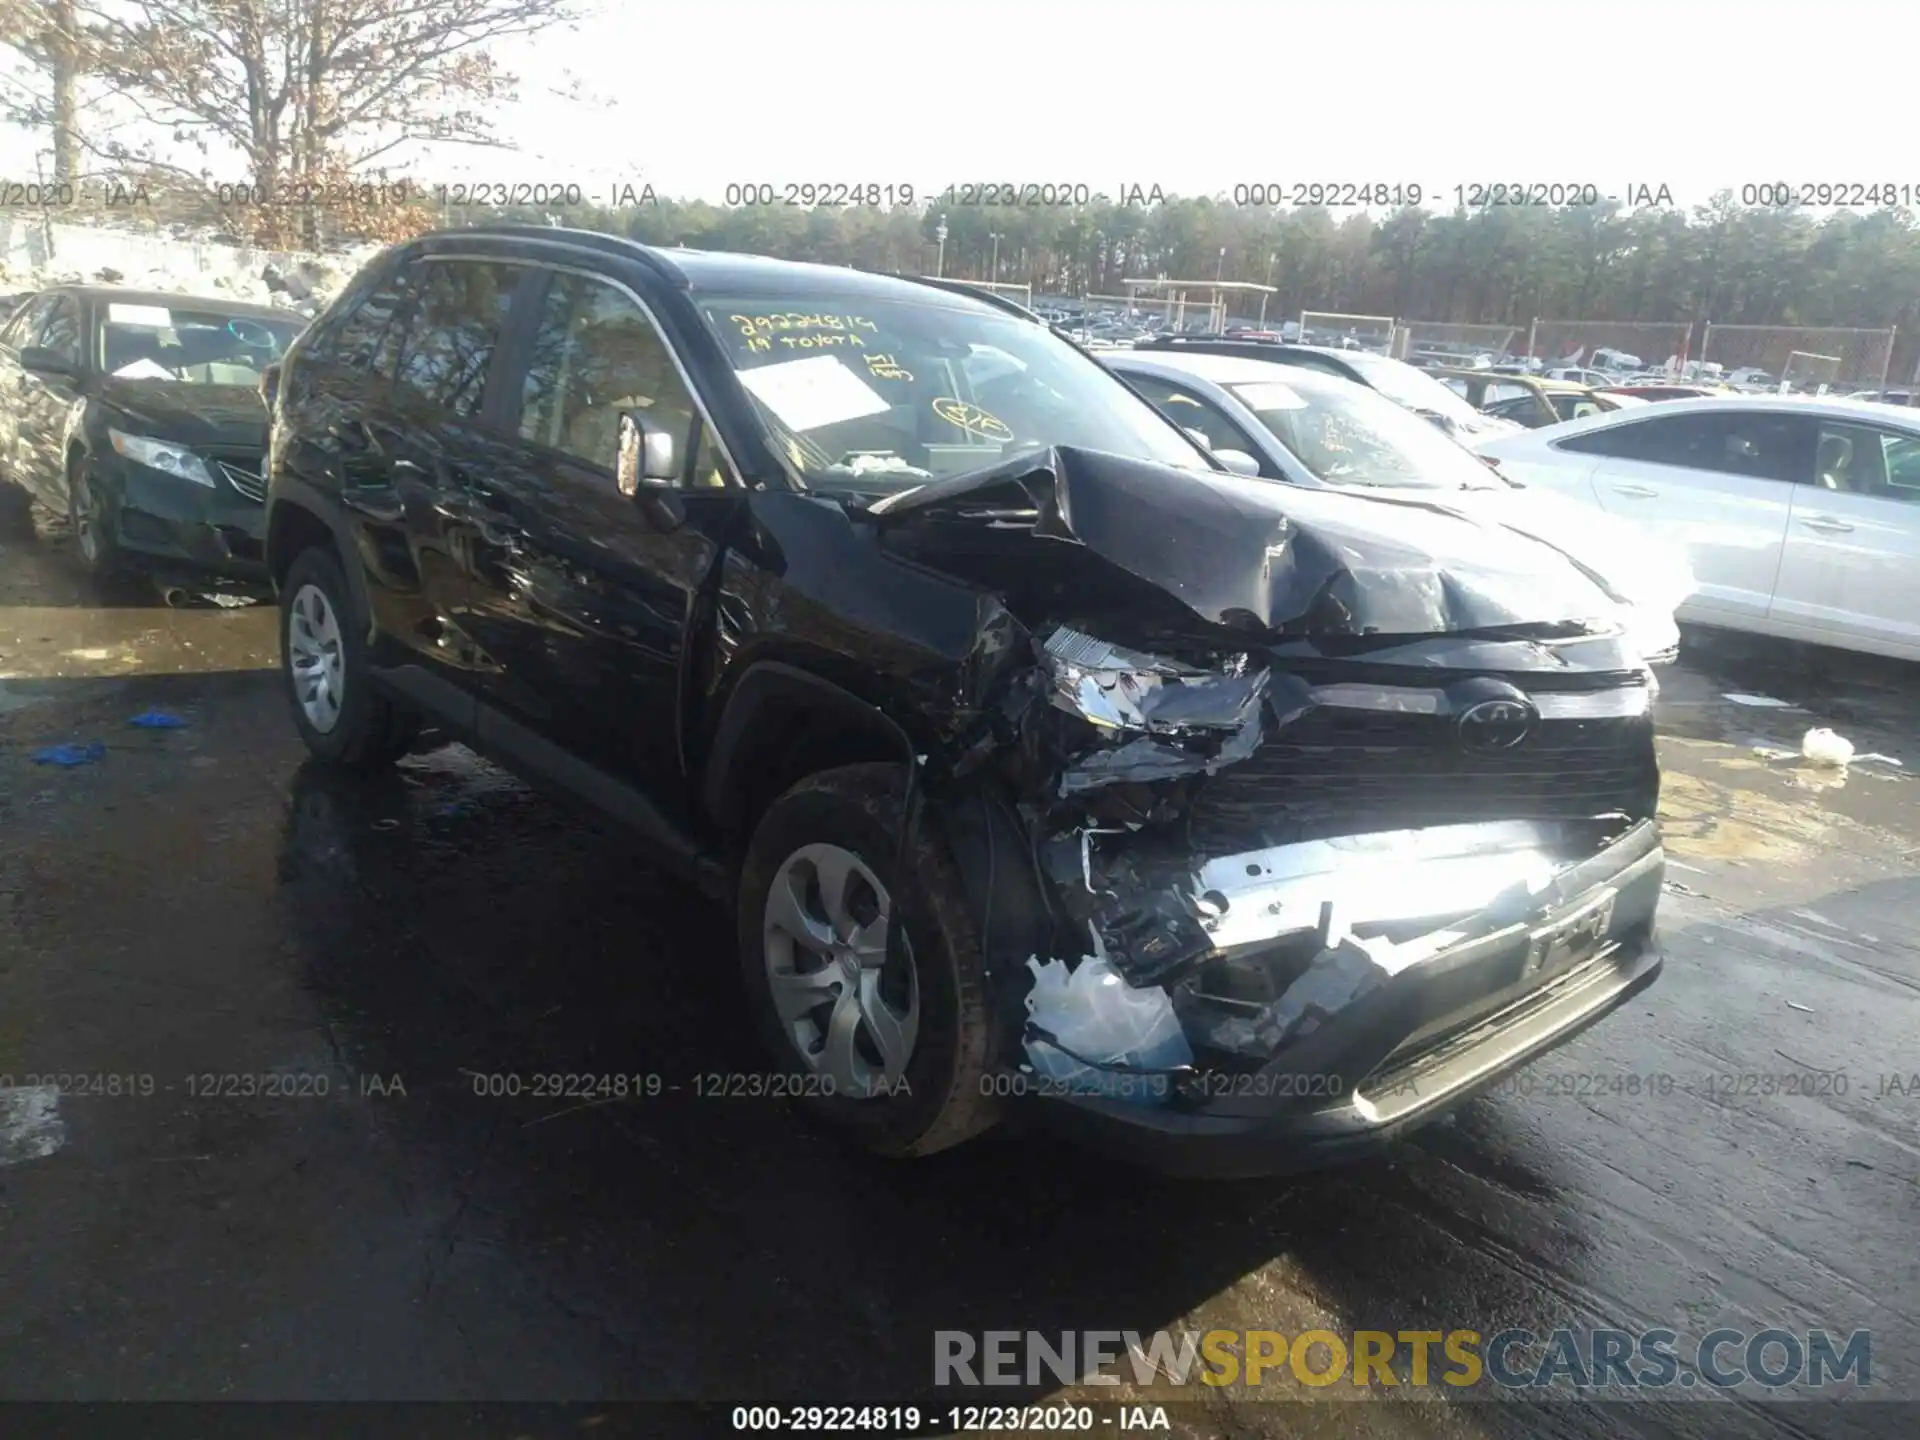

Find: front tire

[68,456,123,580]
[737,763,1003,1157]
[279,545,419,771]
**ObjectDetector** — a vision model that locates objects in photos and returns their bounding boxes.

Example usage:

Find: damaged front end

[877,447,1666,1170]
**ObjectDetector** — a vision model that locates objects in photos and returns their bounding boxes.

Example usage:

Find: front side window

[1124,376,1258,456]
[1814,421,1920,503]
[392,260,520,419]
[518,273,705,480]
[96,300,305,384]
[696,293,1208,498]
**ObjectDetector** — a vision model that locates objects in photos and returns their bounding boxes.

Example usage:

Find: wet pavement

[2,509,1918,1438]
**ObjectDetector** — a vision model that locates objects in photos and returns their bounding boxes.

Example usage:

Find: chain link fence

[1399,321,1523,367]
[1300,310,1396,354]
[1697,325,1896,395]
[1527,320,1698,376]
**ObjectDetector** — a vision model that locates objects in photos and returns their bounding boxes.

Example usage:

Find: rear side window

[38,297,83,365]
[319,263,413,379]
[1557,411,1812,482]
[1,294,52,349]
[392,261,521,419]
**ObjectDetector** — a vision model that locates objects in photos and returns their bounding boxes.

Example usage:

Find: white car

[1103,350,1693,663]
[1473,396,1920,662]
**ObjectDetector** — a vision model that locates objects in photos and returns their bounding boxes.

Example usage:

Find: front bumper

[1024,818,1664,1178]
[102,454,268,580]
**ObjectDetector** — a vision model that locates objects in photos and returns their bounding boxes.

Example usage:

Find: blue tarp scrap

[129,710,189,729]
[32,742,106,767]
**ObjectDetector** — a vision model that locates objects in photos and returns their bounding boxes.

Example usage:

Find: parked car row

[1430,369,1649,429]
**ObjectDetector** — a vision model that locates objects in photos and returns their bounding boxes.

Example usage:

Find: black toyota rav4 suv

[264,226,1665,1177]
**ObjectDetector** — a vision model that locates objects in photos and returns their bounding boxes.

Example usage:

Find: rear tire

[279,545,419,771]
[0,480,32,538]
[736,763,1003,1158]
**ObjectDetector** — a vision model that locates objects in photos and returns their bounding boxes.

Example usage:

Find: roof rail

[420,223,685,285]
[891,274,1047,324]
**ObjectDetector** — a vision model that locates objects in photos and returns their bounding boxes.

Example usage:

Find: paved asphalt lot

[2,510,1917,1440]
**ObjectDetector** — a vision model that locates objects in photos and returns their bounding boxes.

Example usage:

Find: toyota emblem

[1456,697,1539,752]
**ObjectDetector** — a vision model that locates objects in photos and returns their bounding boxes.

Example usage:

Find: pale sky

[3,0,1912,211]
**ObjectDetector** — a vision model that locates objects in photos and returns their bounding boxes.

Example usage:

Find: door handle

[1610,483,1659,498]
[1800,516,1854,534]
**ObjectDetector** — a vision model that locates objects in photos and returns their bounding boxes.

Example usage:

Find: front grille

[210,464,266,510]
[1183,703,1658,852]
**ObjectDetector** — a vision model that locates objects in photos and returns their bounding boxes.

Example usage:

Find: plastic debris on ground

[1723,692,1798,708]
[1022,954,1192,1106]
[203,593,258,609]
[32,742,106,767]
[128,710,188,729]
[1801,728,1856,767]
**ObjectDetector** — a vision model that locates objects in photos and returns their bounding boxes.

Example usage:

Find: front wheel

[736,763,1004,1157]
[279,545,420,771]
[68,458,123,580]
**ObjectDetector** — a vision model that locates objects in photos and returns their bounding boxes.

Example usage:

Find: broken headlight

[1038,625,1271,801]
[1041,625,1260,735]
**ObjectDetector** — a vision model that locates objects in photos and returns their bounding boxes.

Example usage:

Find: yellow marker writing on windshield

[931,397,1013,442]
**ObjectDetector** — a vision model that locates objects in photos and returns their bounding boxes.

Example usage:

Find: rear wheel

[0,478,32,538]
[736,763,1003,1158]
[279,545,420,771]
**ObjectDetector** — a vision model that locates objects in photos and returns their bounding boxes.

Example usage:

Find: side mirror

[615,409,685,531]
[1214,449,1261,477]
[18,346,78,380]
[1182,427,1214,451]
[615,410,680,495]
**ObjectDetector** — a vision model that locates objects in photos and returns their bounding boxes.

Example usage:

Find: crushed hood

[870,446,1628,639]
[95,381,267,449]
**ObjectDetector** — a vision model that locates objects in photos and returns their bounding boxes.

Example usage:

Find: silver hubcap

[762,842,919,1097]
[73,476,98,562]
[287,583,345,733]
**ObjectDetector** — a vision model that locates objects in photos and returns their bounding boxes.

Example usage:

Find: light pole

[935,215,949,277]
[989,231,1001,281]
[1216,245,1226,281]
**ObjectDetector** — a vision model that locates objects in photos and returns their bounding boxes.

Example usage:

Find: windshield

[1231,372,1507,490]
[1339,352,1489,427]
[98,302,306,385]
[697,294,1209,495]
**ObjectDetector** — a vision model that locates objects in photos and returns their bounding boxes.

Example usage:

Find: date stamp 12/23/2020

[13,1066,1918,1108]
